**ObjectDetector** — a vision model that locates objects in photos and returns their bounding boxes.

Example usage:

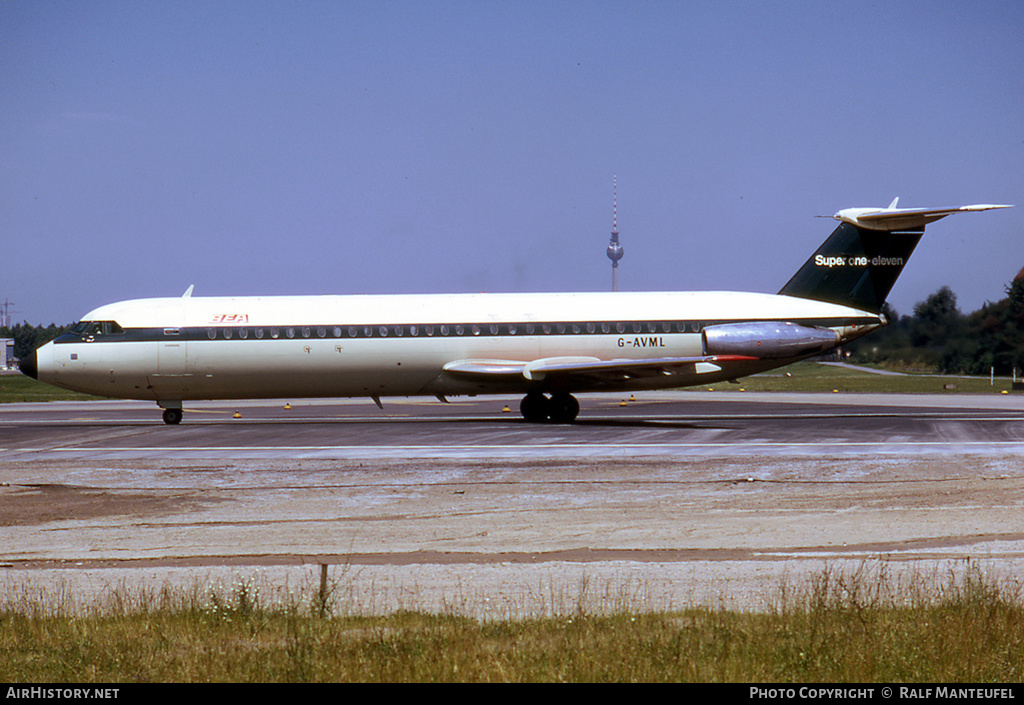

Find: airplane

[18,199,1011,425]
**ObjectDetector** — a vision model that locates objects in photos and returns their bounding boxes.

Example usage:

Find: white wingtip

[958,204,1014,212]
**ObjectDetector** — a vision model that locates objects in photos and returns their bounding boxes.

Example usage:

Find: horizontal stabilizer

[834,203,1012,231]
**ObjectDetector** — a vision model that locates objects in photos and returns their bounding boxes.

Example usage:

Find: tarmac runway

[4,390,1024,459]
[3,391,1024,615]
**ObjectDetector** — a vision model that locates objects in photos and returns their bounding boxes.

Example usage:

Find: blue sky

[3,0,1021,324]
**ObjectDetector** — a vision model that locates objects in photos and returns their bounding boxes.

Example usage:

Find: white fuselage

[32,290,880,404]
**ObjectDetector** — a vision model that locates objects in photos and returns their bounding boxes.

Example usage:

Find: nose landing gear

[161,407,183,425]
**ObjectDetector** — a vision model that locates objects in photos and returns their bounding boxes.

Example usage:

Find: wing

[442,354,758,387]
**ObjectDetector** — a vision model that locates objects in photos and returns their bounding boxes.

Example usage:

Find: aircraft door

[152,304,191,398]
[158,333,186,373]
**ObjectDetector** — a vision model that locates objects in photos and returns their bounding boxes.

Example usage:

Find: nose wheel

[519,392,579,424]
[162,408,183,425]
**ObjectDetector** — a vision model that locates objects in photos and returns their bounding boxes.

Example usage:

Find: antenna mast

[0,300,16,328]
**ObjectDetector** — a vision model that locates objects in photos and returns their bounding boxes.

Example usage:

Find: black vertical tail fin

[779,202,1012,313]
[778,223,923,312]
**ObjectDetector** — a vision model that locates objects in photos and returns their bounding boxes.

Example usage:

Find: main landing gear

[519,392,580,424]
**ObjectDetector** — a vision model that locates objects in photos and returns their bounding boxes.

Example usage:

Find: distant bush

[845,281,1024,375]
[0,322,73,360]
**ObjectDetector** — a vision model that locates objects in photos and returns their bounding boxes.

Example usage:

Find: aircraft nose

[18,349,38,380]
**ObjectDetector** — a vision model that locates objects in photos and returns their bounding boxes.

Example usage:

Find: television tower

[606,175,624,291]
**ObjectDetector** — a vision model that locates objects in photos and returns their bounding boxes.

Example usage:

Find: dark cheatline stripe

[52,316,879,344]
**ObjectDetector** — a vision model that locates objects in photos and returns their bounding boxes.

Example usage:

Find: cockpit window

[72,320,124,337]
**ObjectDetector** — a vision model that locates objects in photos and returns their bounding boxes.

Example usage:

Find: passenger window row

[202,321,704,340]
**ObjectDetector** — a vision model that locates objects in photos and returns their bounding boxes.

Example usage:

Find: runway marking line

[9,440,1024,452]
[3,411,1023,425]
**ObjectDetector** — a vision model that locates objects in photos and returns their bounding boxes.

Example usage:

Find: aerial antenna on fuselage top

[606,175,624,291]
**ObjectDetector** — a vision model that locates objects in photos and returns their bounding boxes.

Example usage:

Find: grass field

[3,564,1023,682]
[0,373,101,403]
[696,361,1017,395]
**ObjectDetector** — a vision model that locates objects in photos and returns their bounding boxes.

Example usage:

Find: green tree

[0,322,72,360]
[958,277,1024,375]
[910,286,963,350]
[845,281,1024,375]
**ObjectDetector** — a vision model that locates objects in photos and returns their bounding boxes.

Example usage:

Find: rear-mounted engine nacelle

[702,321,840,360]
